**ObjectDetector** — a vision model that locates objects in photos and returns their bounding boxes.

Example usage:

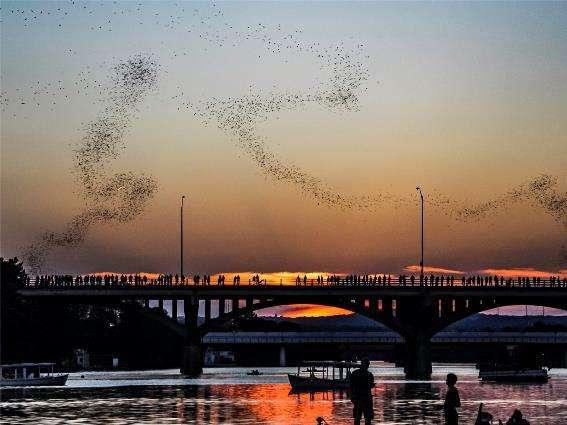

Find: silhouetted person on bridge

[443,373,461,425]
[349,358,375,425]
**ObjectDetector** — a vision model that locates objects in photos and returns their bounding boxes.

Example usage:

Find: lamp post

[180,195,186,281]
[416,187,424,279]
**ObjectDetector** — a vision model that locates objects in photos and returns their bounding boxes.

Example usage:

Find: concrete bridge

[203,330,567,345]
[18,284,567,379]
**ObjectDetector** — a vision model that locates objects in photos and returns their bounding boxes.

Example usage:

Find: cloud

[478,268,567,278]
[403,265,465,275]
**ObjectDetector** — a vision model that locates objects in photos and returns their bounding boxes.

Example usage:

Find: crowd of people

[26,273,567,289]
[293,273,567,288]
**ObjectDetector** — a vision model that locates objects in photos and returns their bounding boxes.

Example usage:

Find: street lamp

[416,187,424,279]
[181,195,186,281]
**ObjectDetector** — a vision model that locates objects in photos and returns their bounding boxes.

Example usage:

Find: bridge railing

[21,274,567,290]
[202,331,567,344]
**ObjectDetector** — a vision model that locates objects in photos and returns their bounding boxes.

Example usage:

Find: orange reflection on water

[209,384,344,424]
[169,383,392,424]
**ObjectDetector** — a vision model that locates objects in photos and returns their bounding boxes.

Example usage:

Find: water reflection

[1,368,567,424]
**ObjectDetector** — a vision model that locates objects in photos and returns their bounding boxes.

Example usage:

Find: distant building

[74,349,120,369]
[204,347,235,366]
[74,349,90,369]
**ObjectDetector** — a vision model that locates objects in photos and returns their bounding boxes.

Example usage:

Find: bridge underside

[19,287,567,380]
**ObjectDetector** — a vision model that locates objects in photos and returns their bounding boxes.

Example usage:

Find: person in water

[443,373,461,425]
[474,403,493,425]
[505,409,529,425]
[349,358,375,425]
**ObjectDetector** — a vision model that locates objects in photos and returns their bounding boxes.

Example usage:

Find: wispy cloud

[479,268,567,278]
[403,265,567,278]
[403,265,465,275]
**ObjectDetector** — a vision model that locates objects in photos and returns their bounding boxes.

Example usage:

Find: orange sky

[2,2,566,289]
[260,304,352,318]
[91,266,567,283]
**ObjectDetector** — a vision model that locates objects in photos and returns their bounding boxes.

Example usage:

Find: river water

[1,364,566,424]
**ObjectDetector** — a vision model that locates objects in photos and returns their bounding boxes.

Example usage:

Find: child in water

[444,373,461,425]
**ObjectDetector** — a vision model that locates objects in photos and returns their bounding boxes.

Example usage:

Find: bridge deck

[18,285,567,299]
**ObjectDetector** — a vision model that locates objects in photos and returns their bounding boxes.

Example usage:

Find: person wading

[443,373,461,425]
[349,358,375,425]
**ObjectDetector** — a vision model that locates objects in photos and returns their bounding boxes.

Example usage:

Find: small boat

[0,363,68,387]
[247,369,263,376]
[288,361,359,391]
[478,363,549,383]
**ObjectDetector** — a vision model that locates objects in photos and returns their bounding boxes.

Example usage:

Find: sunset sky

[2,1,566,289]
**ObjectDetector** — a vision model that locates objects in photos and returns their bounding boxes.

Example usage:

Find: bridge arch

[197,298,405,337]
[134,304,187,338]
[430,299,567,336]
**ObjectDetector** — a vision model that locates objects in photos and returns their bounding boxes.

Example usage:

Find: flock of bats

[2,2,563,272]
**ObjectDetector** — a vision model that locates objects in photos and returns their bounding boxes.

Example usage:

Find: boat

[288,360,359,391]
[246,369,263,376]
[0,363,68,387]
[478,363,549,383]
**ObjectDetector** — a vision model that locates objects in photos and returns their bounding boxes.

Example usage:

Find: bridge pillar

[441,297,452,318]
[172,299,178,322]
[279,346,286,367]
[455,298,466,315]
[158,298,164,312]
[369,297,378,312]
[181,296,203,377]
[396,292,434,380]
[219,298,226,316]
[383,297,392,317]
[204,299,211,321]
[403,331,432,380]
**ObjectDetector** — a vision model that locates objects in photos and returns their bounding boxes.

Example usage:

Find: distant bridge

[18,284,567,379]
[203,331,567,345]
